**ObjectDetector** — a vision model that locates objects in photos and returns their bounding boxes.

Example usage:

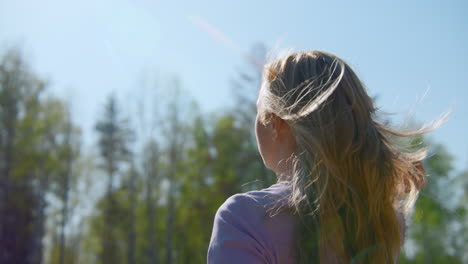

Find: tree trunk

[29,155,49,264]
[101,168,115,264]
[59,121,73,264]
[127,167,136,264]
[0,69,19,264]
[165,180,174,264]
[165,146,177,264]
[146,176,158,264]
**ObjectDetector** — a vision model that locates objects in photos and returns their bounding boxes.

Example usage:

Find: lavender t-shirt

[207,182,408,263]
[207,182,297,264]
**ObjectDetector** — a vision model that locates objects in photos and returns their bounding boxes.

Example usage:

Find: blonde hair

[258,51,435,263]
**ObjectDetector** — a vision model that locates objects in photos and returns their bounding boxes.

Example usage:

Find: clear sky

[1,0,467,171]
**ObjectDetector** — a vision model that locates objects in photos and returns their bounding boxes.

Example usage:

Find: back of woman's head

[258,50,430,263]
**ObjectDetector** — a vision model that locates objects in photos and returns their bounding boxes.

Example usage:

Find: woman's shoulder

[209,182,297,264]
[245,181,292,213]
[216,182,292,218]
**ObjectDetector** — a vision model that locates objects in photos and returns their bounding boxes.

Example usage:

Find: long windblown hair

[257,51,438,263]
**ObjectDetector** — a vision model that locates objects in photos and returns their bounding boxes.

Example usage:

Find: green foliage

[0,48,81,264]
[400,143,467,263]
[95,95,134,176]
[94,94,135,264]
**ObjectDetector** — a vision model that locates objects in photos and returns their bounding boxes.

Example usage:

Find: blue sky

[1,0,467,171]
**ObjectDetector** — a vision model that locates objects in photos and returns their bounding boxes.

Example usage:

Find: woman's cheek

[256,122,275,169]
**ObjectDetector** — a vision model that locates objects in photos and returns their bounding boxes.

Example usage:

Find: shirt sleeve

[207,194,270,264]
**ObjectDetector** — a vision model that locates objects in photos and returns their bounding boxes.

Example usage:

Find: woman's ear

[273,116,296,151]
[271,115,291,141]
[273,116,290,134]
[270,115,281,141]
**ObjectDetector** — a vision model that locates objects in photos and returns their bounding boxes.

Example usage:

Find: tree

[162,79,187,264]
[175,114,213,263]
[56,110,81,264]
[38,101,82,264]
[0,49,32,263]
[141,139,160,264]
[95,94,134,264]
[0,48,81,264]
[127,162,137,264]
[450,169,468,262]
[400,139,465,263]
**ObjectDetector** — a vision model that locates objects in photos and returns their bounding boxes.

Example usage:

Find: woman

[208,50,431,263]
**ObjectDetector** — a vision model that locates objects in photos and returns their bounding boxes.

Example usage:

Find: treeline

[0,47,466,264]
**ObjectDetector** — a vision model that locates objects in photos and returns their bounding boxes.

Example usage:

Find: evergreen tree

[95,94,134,264]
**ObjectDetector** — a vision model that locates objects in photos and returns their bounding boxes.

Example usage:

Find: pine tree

[95,94,134,264]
